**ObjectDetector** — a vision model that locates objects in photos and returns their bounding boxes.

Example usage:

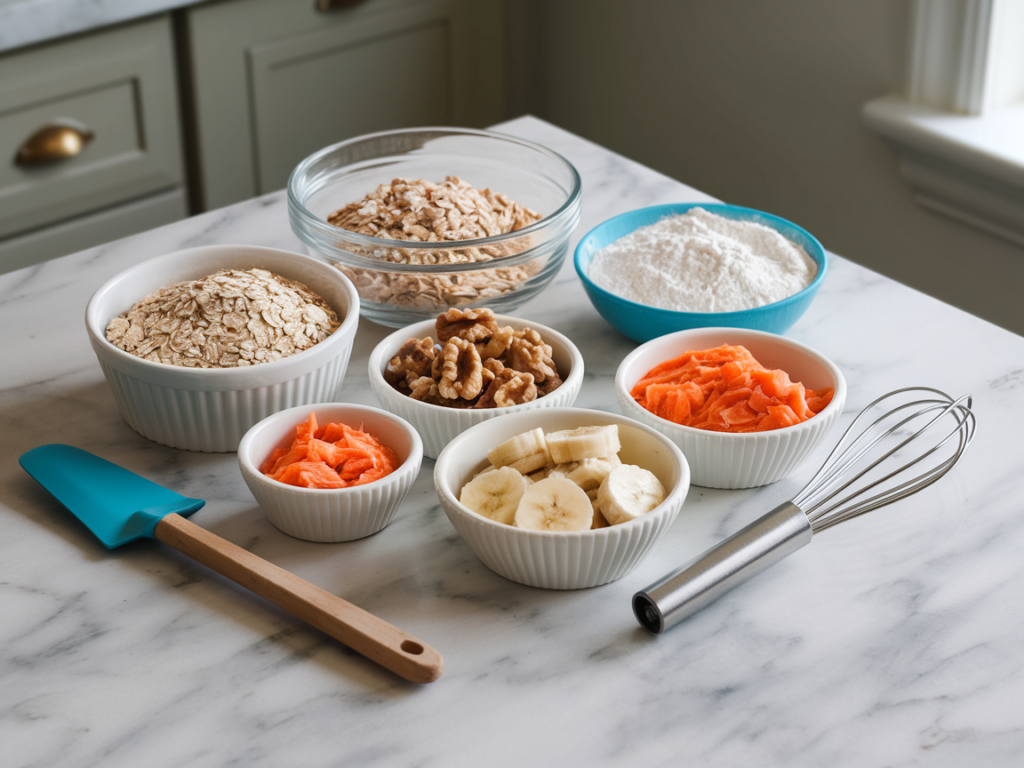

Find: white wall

[509,0,1024,336]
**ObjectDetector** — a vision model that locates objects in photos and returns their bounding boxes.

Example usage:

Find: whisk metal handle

[633,502,812,634]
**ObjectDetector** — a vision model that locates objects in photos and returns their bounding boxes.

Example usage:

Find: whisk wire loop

[792,388,975,533]
[810,415,973,531]
[796,390,949,506]
[798,398,957,513]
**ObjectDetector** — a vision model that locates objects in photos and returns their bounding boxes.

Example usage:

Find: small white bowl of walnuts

[368,308,584,458]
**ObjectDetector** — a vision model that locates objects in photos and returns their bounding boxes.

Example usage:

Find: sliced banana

[460,466,531,525]
[487,427,552,475]
[586,488,609,528]
[597,464,666,526]
[527,466,552,482]
[546,425,621,464]
[565,455,621,491]
[529,462,579,483]
[513,477,594,532]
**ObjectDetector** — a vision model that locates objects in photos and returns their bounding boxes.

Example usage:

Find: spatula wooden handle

[154,513,443,683]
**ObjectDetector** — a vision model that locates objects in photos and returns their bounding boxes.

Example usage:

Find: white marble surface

[0,0,199,52]
[2,116,1022,767]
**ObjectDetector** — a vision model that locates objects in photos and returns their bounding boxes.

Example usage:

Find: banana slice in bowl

[513,477,594,532]
[434,407,690,590]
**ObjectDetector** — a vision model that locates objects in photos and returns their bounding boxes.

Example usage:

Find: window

[862,0,1024,246]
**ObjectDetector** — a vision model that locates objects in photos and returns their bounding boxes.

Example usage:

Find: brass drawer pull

[15,121,94,167]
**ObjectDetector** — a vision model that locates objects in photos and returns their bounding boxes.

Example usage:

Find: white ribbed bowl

[85,245,360,452]
[238,403,423,542]
[615,327,846,489]
[434,407,690,590]
[369,315,584,459]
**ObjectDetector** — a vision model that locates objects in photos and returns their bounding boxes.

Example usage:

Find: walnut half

[384,337,436,390]
[505,327,558,384]
[475,368,537,409]
[436,307,499,344]
[437,337,484,401]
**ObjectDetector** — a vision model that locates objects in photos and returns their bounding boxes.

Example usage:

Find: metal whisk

[633,387,976,635]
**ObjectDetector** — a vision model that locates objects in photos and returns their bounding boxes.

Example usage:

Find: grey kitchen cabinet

[184,0,506,211]
[0,0,507,273]
[0,15,187,273]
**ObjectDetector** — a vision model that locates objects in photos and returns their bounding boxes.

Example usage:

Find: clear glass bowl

[287,127,582,327]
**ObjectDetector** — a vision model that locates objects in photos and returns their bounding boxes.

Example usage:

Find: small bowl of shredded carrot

[615,327,846,489]
[237,403,423,541]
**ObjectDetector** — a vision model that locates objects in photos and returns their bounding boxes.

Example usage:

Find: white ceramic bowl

[238,403,423,542]
[85,244,360,452]
[615,327,847,489]
[434,407,691,590]
[369,314,584,459]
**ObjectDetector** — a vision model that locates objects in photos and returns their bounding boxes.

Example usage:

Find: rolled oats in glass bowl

[287,127,582,328]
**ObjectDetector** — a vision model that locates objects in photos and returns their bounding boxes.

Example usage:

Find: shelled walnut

[384,308,562,409]
[438,338,484,400]
[476,368,537,409]
[436,307,498,344]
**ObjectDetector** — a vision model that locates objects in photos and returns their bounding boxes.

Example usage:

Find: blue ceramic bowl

[574,203,827,343]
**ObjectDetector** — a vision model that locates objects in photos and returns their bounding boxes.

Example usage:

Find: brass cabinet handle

[15,122,94,167]
[316,0,371,11]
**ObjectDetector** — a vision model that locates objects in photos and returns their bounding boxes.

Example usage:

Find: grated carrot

[260,413,399,488]
[631,345,833,433]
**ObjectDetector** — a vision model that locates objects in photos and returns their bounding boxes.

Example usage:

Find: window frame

[862,0,1024,246]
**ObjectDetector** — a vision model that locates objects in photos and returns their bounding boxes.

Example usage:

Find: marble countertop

[0,0,197,53]
[3,116,1022,767]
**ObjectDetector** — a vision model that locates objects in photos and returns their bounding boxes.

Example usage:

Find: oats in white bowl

[105,268,340,368]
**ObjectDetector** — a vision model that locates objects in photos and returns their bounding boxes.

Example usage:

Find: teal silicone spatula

[19,444,443,684]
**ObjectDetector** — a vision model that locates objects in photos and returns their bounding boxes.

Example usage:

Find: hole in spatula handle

[401,640,425,655]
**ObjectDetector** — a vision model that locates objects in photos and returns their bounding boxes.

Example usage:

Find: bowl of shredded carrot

[615,327,846,489]
[237,403,423,541]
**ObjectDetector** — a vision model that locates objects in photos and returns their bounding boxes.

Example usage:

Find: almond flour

[588,207,817,313]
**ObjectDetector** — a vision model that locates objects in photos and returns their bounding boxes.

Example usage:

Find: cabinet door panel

[187,0,504,211]
[250,8,453,194]
[0,15,183,240]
